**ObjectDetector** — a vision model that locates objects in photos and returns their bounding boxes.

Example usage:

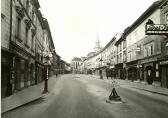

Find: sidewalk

[1,75,59,113]
[85,74,168,96]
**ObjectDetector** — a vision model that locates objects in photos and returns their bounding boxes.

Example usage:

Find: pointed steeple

[94,29,102,53]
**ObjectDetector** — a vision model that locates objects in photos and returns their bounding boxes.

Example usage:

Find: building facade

[1,0,13,98]
[115,30,128,80]
[71,57,82,74]
[82,0,168,88]
[1,0,62,98]
[156,0,168,88]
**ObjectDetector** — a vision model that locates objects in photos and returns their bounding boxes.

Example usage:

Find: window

[123,40,126,49]
[166,42,168,55]
[130,51,132,61]
[144,43,154,57]
[25,27,29,44]
[120,43,122,51]
[31,34,34,50]
[148,46,151,56]
[127,36,131,47]
[16,17,21,38]
[151,45,153,55]
[26,0,29,12]
[32,10,35,23]
[123,51,126,62]
[144,47,148,57]
[120,53,122,63]
[117,55,119,63]
[165,13,168,24]
[117,46,119,53]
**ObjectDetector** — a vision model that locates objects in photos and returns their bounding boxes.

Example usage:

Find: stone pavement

[1,75,59,113]
[81,74,168,96]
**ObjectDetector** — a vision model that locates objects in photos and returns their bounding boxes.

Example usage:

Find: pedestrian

[56,71,58,78]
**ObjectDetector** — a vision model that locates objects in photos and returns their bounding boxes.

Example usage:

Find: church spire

[94,29,102,53]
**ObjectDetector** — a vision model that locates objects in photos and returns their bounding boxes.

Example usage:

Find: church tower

[93,30,102,53]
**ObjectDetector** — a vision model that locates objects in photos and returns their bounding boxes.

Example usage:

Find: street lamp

[42,51,53,94]
[100,58,103,79]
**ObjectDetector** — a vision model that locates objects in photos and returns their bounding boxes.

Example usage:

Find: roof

[71,57,82,62]
[125,0,164,36]
[87,52,96,57]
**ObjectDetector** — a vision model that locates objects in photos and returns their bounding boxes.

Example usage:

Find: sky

[40,0,156,63]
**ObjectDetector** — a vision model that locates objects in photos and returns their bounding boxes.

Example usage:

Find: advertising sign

[145,24,168,35]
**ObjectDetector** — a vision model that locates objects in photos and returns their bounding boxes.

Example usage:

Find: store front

[1,50,13,98]
[160,59,168,88]
[126,60,138,81]
[35,62,44,84]
[115,63,125,79]
[127,67,137,81]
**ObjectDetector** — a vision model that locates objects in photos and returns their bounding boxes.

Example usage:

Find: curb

[1,95,45,114]
[1,75,58,114]
[131,87,168,96]
[87,75,168,97]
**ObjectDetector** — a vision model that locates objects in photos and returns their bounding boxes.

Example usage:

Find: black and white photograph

[1,0,168,118]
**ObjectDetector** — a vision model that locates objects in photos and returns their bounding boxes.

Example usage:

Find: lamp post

[100,58,103,79]
[42,51,52,94]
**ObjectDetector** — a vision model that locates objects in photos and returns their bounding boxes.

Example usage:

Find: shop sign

[110,65,115,68]
[145,24,168,35]
[160,60,168,65]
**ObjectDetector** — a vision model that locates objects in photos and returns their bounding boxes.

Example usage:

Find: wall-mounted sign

[145,24,168,35]
[160,60,168,65]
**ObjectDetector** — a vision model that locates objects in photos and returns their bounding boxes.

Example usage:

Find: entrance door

[1,65,10,98]
[166,65,168,88]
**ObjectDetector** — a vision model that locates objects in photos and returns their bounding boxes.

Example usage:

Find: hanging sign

[145,24,168,35]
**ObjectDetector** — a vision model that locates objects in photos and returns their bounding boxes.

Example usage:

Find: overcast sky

[40,0,156,63]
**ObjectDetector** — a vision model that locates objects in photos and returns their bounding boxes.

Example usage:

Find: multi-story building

[83,35,117,77]
[35,6,45,84]
[159,0,168,88]
[1,0,61,99]
[115,29,128,80]
[9,0,39,92]
[1,0,13,98]
[83,0,168,88]
[124,0,166,86]
[52,51,61,75]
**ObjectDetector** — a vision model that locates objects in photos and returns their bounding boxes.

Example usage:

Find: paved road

[2,74,168,118]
